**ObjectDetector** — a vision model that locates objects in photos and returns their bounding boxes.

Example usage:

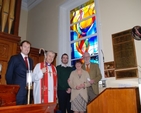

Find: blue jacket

[5,53,33,104]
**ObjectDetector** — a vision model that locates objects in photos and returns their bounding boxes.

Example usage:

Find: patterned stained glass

[71,36,98,59]
[70,0,95,24]
[70,16,97,41]
[70,0,96,41]
[71,55,99,66]
[70,0,98,66]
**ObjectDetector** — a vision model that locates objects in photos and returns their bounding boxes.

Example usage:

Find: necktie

[86,64,90,73]
[24,57,28,69]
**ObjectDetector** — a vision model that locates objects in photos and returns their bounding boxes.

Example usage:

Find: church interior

[0,0,141,112]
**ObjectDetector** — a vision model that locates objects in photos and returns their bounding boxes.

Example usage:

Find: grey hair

[46,50,55,56]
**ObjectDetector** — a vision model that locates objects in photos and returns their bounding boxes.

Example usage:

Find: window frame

[58,0,104,79]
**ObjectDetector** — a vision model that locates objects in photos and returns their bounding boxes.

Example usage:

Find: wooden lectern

[0,84,20,106]
[87,87,140,113]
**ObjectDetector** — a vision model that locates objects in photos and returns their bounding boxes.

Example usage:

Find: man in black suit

[5,40,33,105]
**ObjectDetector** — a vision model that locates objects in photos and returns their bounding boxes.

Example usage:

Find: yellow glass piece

[70,1,95,24]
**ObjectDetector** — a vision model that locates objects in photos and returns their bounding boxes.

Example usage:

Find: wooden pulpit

[0,84,20,106]
[87,87,140,113]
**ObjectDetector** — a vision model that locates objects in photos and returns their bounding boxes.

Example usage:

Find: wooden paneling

[0,85,56,112]
[0,33,20,84]
[0,102,56,113]
[112,29,138,79]
[115,68,138,79]
[112,29,137,69]
[0,85,19,106]
[87,87,140,113]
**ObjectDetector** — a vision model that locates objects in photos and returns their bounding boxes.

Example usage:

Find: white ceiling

[22,0,43,11]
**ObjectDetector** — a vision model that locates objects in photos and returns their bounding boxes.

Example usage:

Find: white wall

[97,0,141,89]
[26,0,66,54]
[19,9,28,41]
[99,0,141,62]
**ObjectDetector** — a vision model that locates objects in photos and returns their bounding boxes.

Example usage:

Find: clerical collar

[61,63,68,67]
[46,63,51,66]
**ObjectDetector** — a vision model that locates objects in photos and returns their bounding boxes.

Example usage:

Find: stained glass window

[70,0,96,24]
[70,0,98,65]
[71,36,98,59]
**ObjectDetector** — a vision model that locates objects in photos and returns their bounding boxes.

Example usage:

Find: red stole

[40,62,57,103]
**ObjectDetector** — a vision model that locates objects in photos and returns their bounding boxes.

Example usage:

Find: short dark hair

[61,53,68,59]
[75,60,82,64]
[20,40,31,46]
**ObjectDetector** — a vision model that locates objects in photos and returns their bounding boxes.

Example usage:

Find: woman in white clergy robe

[32,51,57,104]
[68,60,91,113]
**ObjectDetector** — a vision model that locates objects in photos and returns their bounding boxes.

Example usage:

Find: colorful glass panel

[71,36,98,59]
[71,55,99,66]
[70,16,97,41]
[70,1,95,24]
[70,0,99,66]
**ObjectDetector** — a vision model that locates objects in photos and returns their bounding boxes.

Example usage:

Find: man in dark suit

[5,40,33,105]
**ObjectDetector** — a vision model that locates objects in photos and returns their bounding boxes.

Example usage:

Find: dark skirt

[71,94,87,112]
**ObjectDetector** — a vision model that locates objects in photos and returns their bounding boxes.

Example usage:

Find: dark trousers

[16,95,27,105]
[16,90,33,105]
[87,86,97,103]
[16,88,27,105]
[57,90,73,113]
